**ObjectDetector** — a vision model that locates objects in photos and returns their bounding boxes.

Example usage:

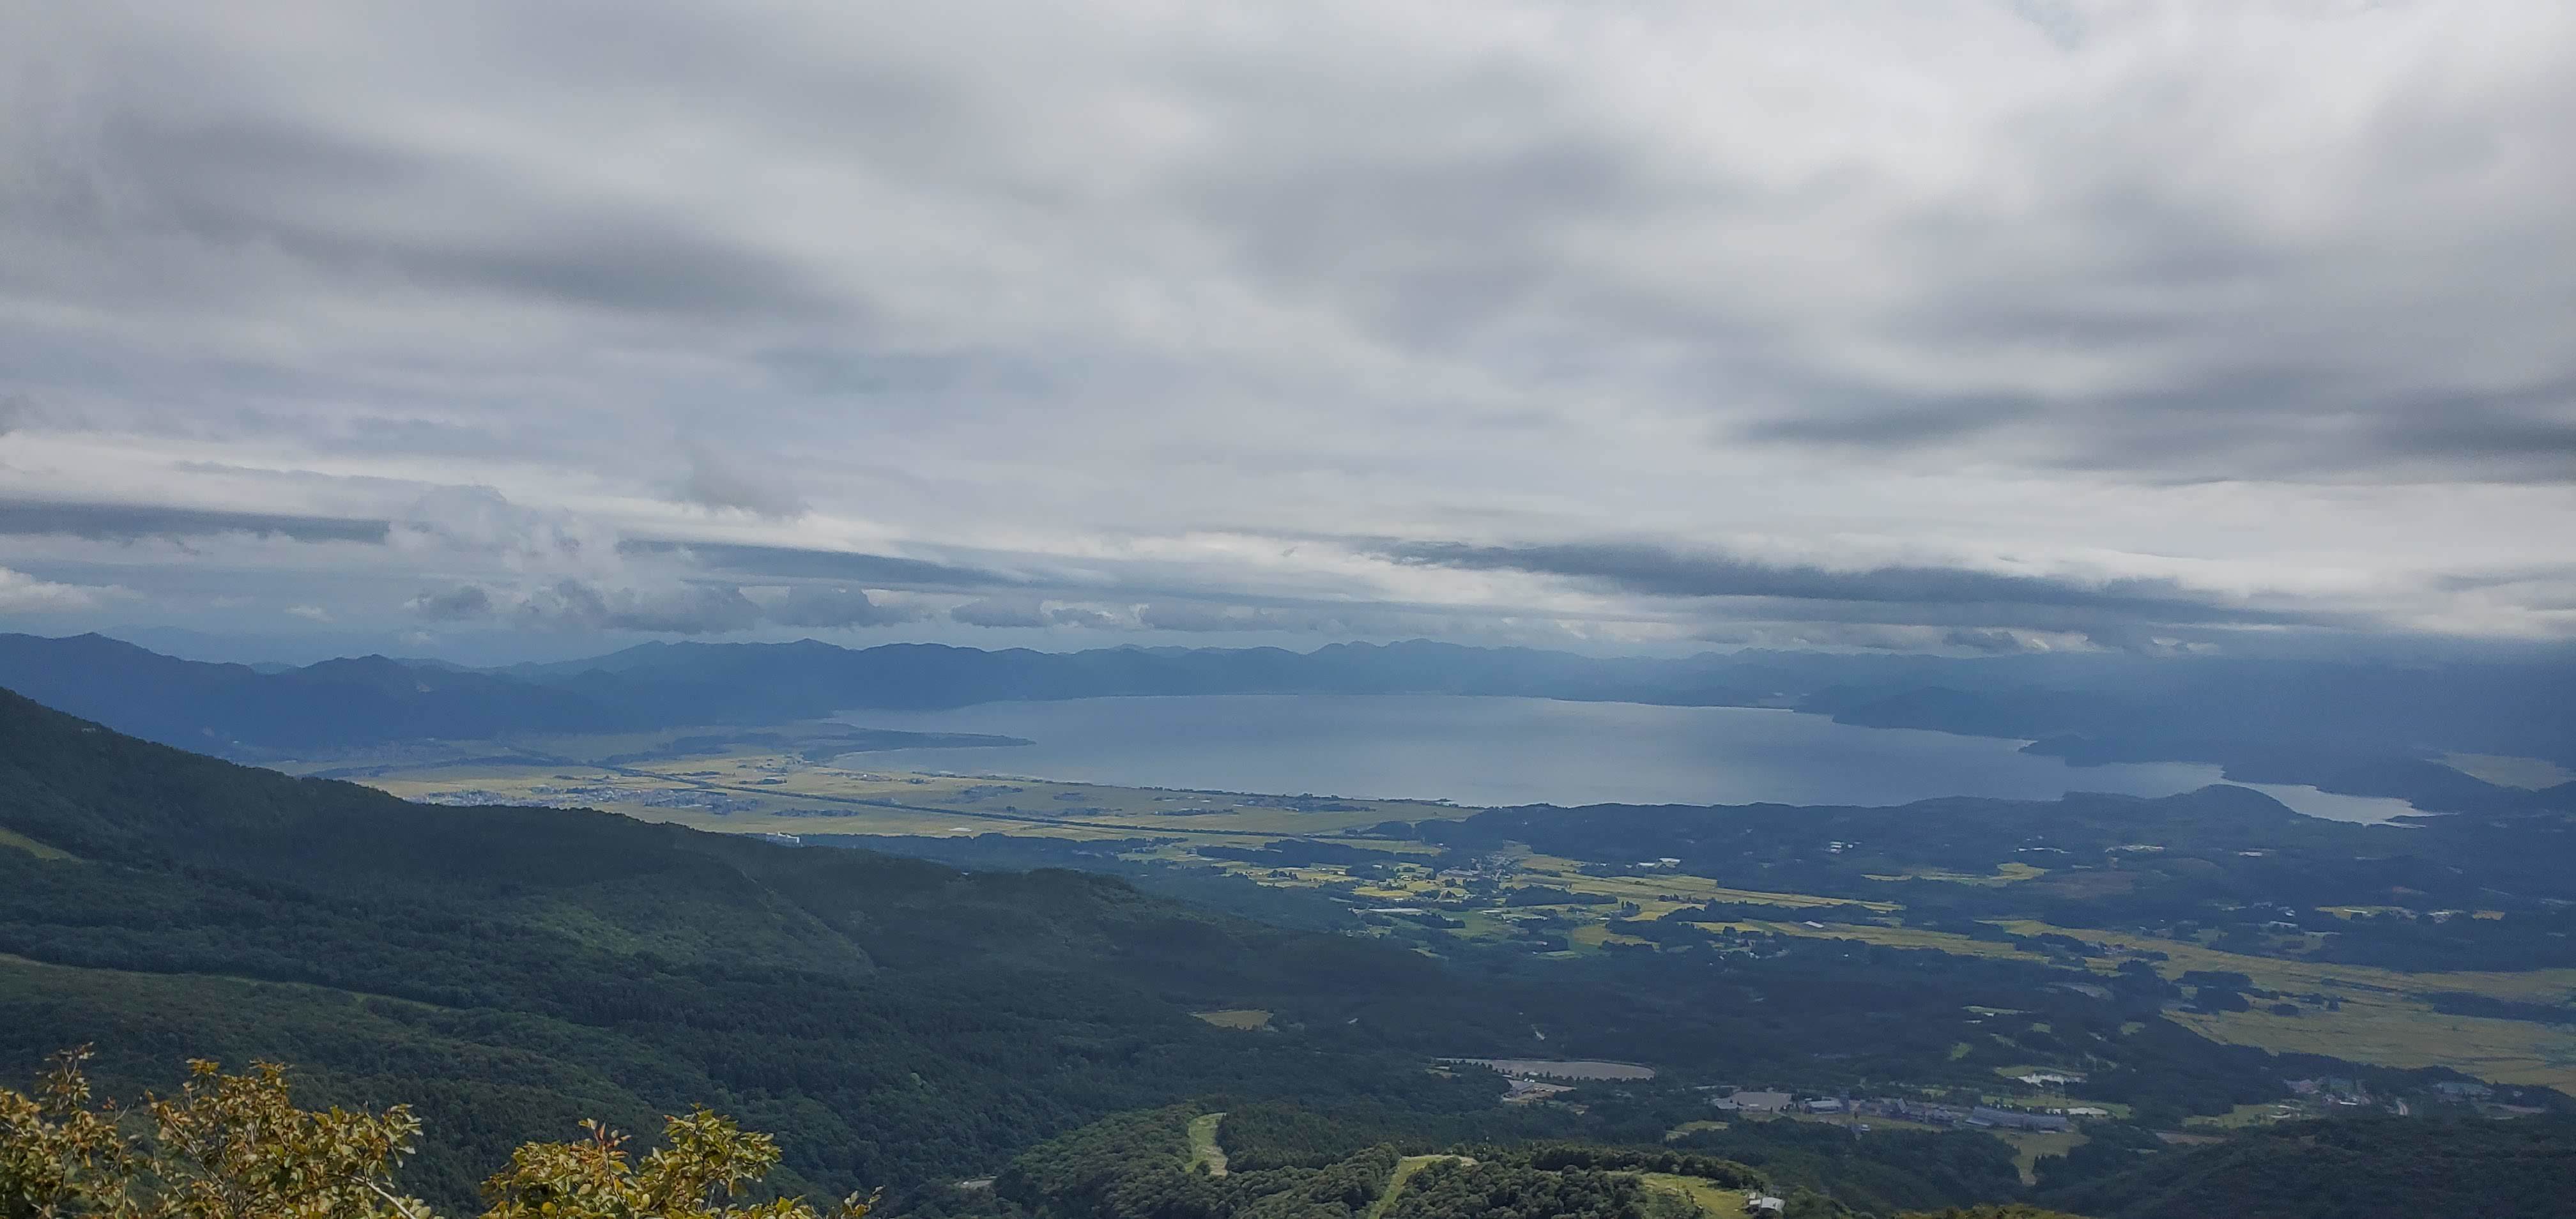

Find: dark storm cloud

[2365,387,2576,480]
[0,500,392,545]
[415,578,768,635]
[1707,109,2576,487]
[2434,564,2576,594]
[542,580,766,634]
[417,224,836,320]
[1997,377,2576,486]
[61,115,847,321]
[406,584,493,622]
[1376,540,2309,627]
[1733,394,2043,449]
[949,597,1048,628]
[1924,374,2576,485]
[767,585,916,629]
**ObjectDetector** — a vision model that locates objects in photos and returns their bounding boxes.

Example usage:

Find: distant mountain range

[0,631,1772,752]
[3,631,2568,814]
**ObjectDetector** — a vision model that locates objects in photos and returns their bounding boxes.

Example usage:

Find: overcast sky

[3,1,2571,664]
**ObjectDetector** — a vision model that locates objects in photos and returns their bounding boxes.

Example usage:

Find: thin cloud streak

[1374,540,2317,627]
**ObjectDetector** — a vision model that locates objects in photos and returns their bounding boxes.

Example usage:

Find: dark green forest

[872,1099,2576,1219]
[0,687,1526,1206]
[2041,1116,2576,1218]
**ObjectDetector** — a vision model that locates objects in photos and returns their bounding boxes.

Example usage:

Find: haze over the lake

[3,3,2573,667]
[840,695,2424,824]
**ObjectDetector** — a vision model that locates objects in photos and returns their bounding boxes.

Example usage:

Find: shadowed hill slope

[2038,1116,2576,1219]
[0,686,1515,1208]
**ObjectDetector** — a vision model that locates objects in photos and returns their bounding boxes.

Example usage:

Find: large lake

[837,694,2419,824]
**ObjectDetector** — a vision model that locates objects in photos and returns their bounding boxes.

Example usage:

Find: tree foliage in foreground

[0,1048,871,1219]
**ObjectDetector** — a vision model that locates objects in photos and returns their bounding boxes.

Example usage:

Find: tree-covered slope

[2038,1116,2576,1219]
[0,687,1511,1208]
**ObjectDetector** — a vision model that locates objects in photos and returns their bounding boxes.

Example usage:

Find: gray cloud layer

[1376,540,2313,628]
[0,501,393,546]
[3,2,2572,657]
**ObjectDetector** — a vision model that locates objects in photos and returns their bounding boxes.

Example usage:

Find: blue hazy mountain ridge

[1805,678,2576,813]
[0,632,641,749]
[1,632,2569,816]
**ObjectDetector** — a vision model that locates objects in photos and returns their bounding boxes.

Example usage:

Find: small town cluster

[1708,1089,2085,1133]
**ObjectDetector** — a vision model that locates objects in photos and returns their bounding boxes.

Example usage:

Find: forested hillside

[0,687,1532,1207]
[2037,1116,2576,1218]
[892,1101,2576,1219]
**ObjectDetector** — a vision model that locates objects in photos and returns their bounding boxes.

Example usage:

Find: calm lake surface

[837,694,2420,824]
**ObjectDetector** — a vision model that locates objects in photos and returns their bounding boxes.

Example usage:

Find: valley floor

[294,720,2576,1100]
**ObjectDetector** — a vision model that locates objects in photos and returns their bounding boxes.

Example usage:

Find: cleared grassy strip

[1863,862,2047,885]
[1515,855,1899,914]
[1570,924,1655,951]
[1984,919,2576,1004]
[1689,921,2046,962]
[0,827,74,860]
[1996,1130,2083,1186]
[1186,1113,1228,1177]
[2174,1004,2576,1093]
[1781,1112,2080,1186]
[1192,1009,1273,1030]
[1365,1155,1472,1219]
[2187,1102,2296,1130]
[1712,914,2576,1009]
[1635,1171,1751,1216]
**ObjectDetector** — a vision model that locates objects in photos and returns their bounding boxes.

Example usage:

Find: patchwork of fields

[334,720,1444,846]
[318,720,2576,1097]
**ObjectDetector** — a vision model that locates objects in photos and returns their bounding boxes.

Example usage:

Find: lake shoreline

[833,693,2425,824]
